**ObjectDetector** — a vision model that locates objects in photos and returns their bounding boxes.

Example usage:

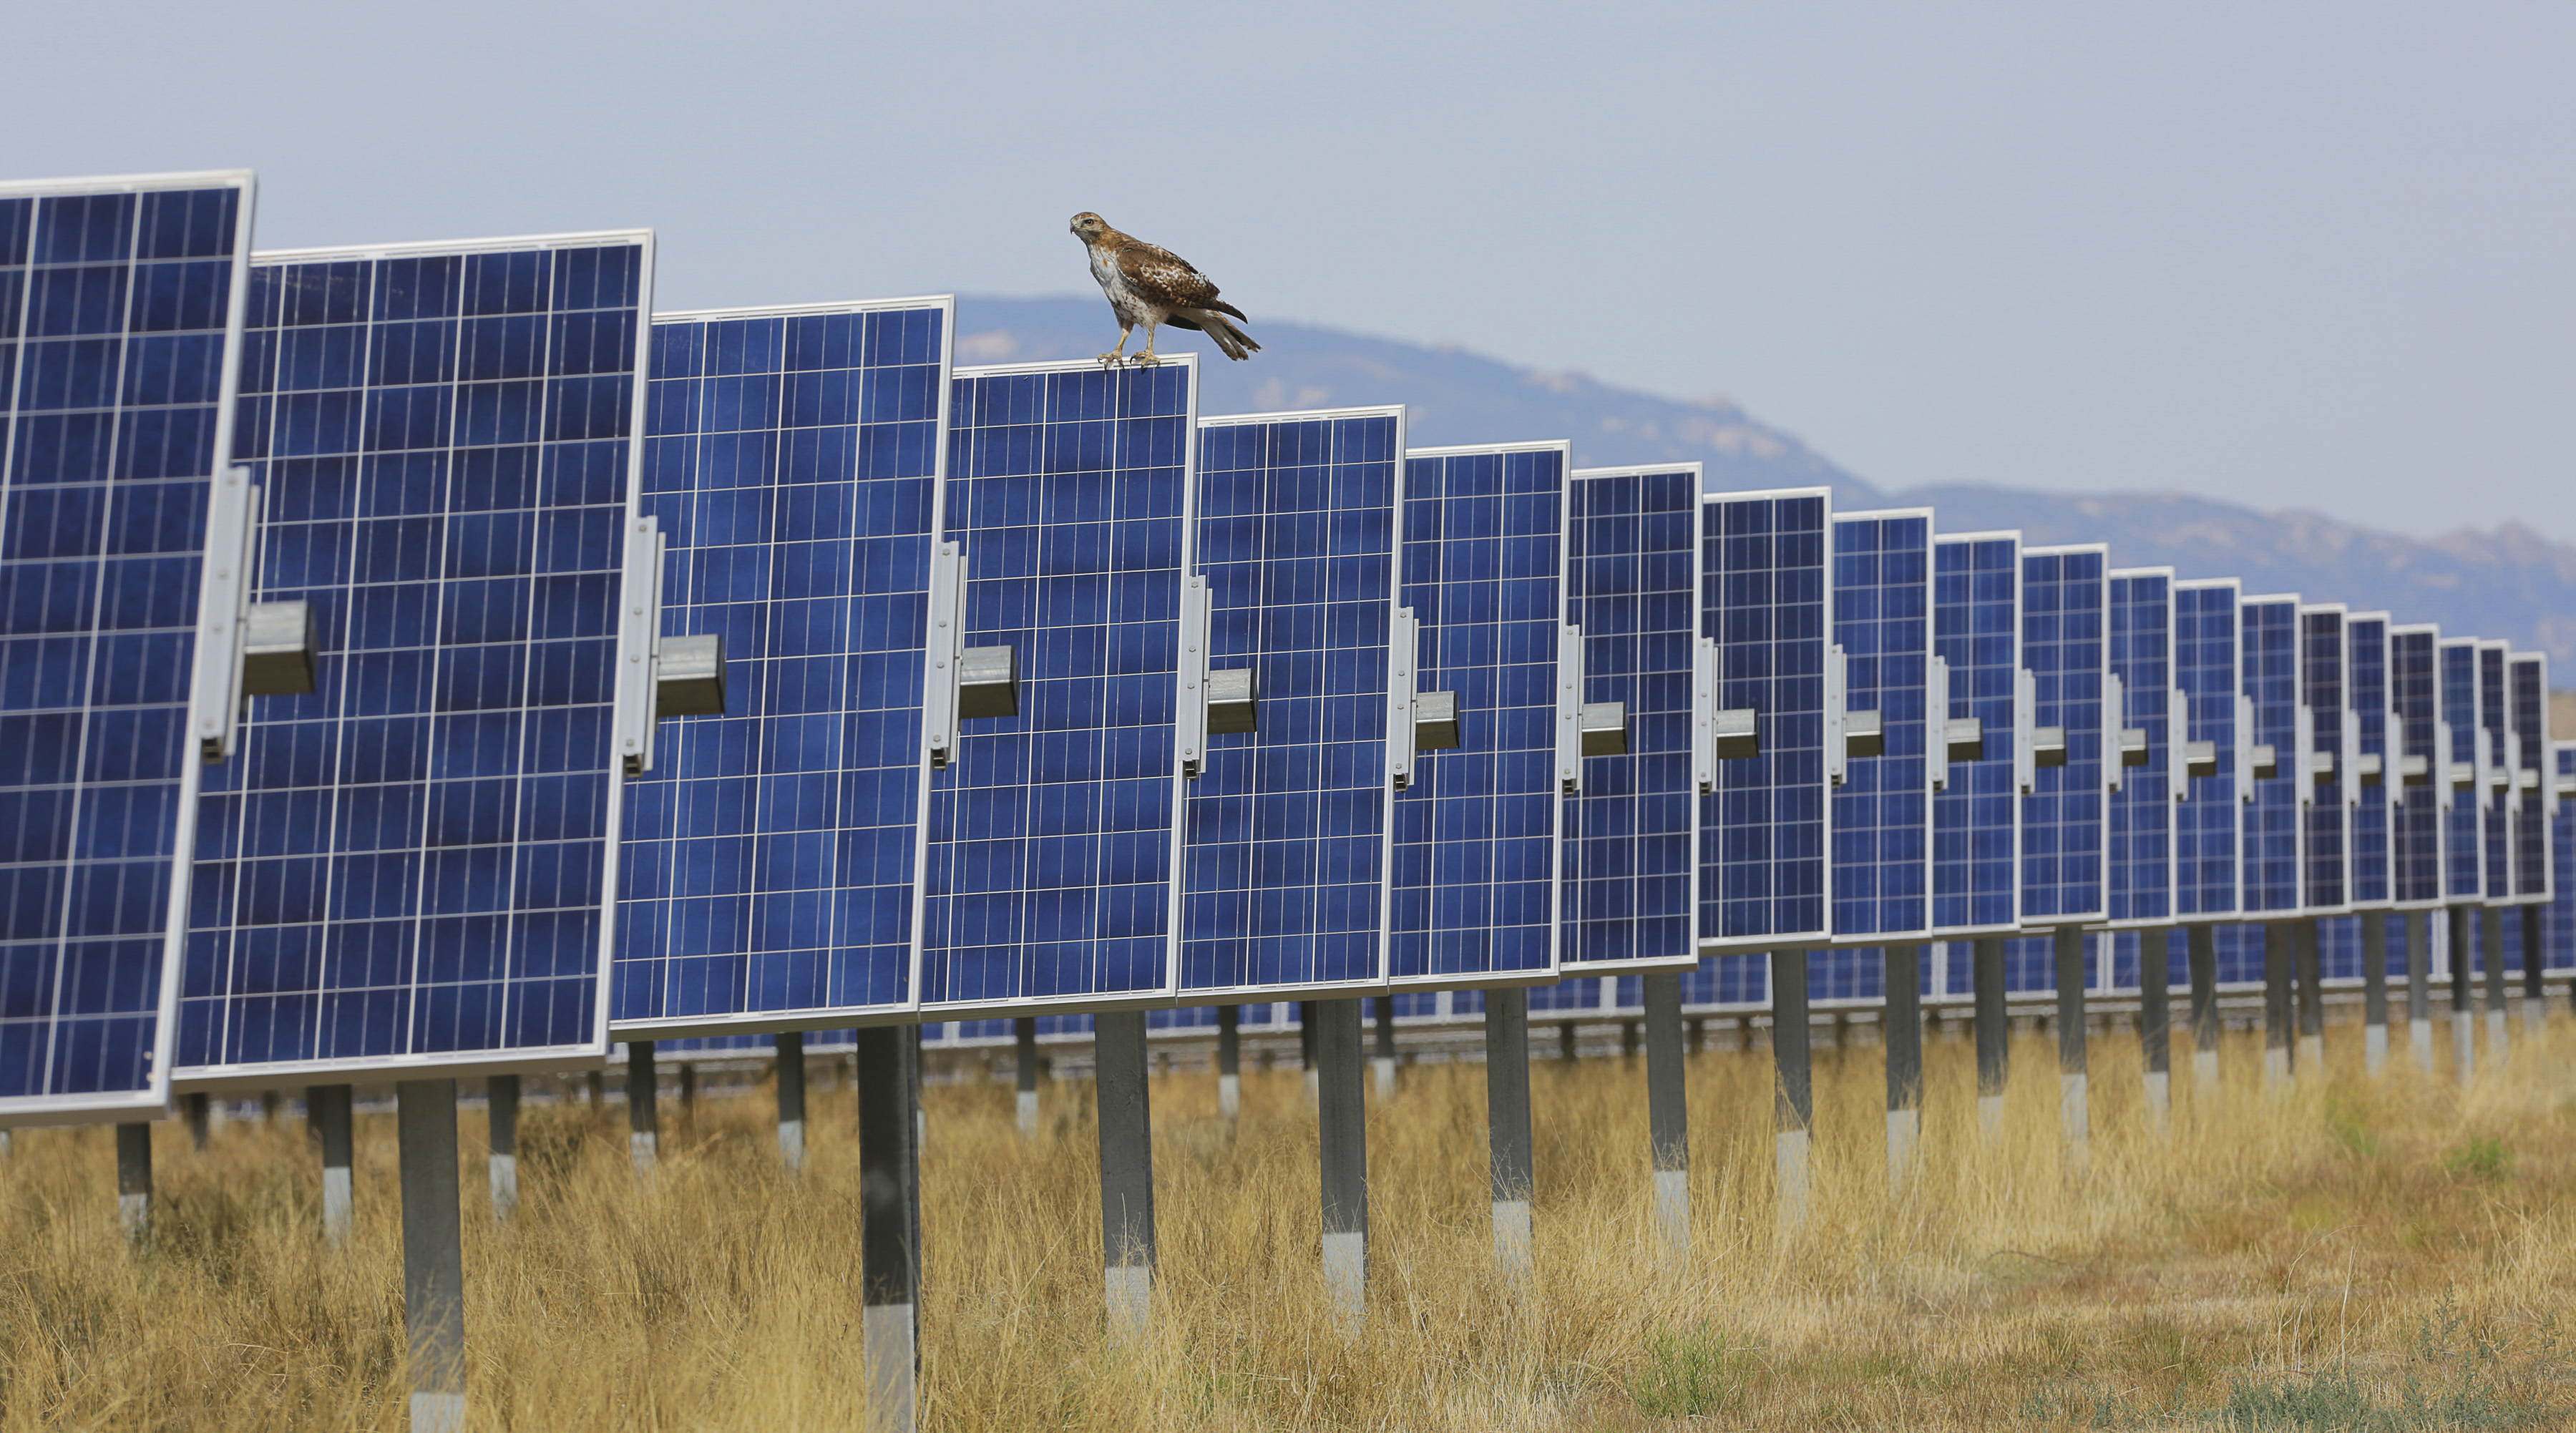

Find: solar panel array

[0,164,2562,1126]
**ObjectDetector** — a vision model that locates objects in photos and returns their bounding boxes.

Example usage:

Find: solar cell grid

[918,358,1196,1014]
[2509,654,2547,904]
[2020,547,2108,923]
[2299,607,2350,913]
[182,229,655,1085]
[1390,442,1570,987]
[1931,532,2018,934]
[2552,744,2575,970]
[614,298,952,1039]
[2239,597,2301,915]
[0,170,254,1120]
[2478,643,2509,902]
[1828,511,1931,942]
[2107,569,2177,927]
[1562,465,1701,969]
[1703,490,1830,949]
[2439,639,2483,901]
[2346,615,2393,908]
[2173,580,2243,919]
[2389,626,2444,908]
[1183,407,1402,998]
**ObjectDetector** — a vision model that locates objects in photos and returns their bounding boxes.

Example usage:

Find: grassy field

[2,1016,2573,1430]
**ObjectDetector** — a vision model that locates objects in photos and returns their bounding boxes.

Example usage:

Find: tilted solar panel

[1562,465,1702,971]
[2551,744,2574,971]
[1828,510,1931,944]
[2438,637,2483,904]
[2298,606,2351,914]
[1390,442,1571,989]
[2389,626,2444,909]
[2239,596,2301,917]
[2173,580,2243,921]
[917,358,1197,1014]
[2346,615,2394,909]
[1703,489,1830,950]
[2020,546,2108,924]
[2477,642,2509,903]
[1931,532,2018,936]
[2107,569,2180,928]
[0,171,255,1122]
[181,230,658,1087]
[1183,406,1404,999]
[614,298,952,1039]
[2508,653,2547,904]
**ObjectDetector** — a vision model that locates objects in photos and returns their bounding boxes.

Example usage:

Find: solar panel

[917,358,1199,1014]
[2389,625,2444,909]
[614,298,952,1039]
[0,170,255,1123]
[1828,510,1931,944]
[1389,442,1571,989]
[1182,407,1404,1000]
[2020,546,2108,924]
[2477,642,2510,904]
[2298,606,2351,914]
[2508,653,2547,904]
[1563,465,1703,970]
[654,1029,857,1062]
[2345,615,2394,909]
[180,230,658,1085]
[2437,637,2484,904]
[2238,595,2301,917]
[2551,743,2574,972]
[1931,531,2019,936]
[1703,489,1830,951]
[2173,580,2243,921]
[2107,569,2180,928]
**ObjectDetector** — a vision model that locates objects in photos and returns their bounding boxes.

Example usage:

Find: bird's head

[1069,212,1111,245]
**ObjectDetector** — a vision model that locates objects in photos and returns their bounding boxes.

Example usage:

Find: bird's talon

[1096,353,1126,367]
[1133,352,1161,367]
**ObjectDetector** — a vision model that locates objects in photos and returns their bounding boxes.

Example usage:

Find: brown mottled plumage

[1069,212,1259,366]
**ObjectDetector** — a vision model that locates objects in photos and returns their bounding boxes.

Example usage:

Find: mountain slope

[955,296,2576,667]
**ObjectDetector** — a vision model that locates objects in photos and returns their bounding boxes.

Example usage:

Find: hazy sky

[10,2,2570,539]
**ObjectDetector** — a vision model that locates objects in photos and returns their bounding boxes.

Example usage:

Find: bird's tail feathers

[1179,307,1259,361]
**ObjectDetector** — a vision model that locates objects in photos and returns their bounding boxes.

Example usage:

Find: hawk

[1070,212,1259,366]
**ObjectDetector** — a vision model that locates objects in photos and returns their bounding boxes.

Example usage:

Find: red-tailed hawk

[1070,212,1259,366]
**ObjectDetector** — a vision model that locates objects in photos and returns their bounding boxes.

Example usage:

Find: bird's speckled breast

[1089,244,1167,325]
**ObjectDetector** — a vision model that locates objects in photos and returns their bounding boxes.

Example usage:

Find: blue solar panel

[2477,642,2509,903]
[2211,923,2268,985]
[2107,569,2178,926]
[0,171,253,1120]
[1183,406,1404,998]
[1704,490,1830,949]
[1931,532,2018,934]
[2346,615,2394,909]
[2389,625,2444,908]
[1563,465,1702,969]
[917,358,1198,1014]
[2439,638,2484,901]
[1678,952,1770,1010]
[653,1029,857,1060]
[2298,607,2350,913]
[2509,654,2547,904]
[613,298,951,1038]
[2239,597,2301,916]
[2020,547,2107,923]
[182,230,656,1082]
[1829,511,1931,942]
[2173,581,2243,919]
[1390,442,1570,987]
[2552,744,2574,969]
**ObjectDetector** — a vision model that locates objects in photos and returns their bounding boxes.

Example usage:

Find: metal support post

[1772,950,1812,1236]
[857,1026,921,1432]
[313,1083,355,1244]
[2296,919,2325,1075]
[2263,923,2293,1087]
[1483,988,1535,1281]
[2406,909,2434,1072]
[1214,1007,1239,1120]
[115,1123,151,1244]
[627,1040,658,1173]
[2139,929,2172,1126]
[1372,997,1397,1100]
[397,1080,467,1433]
[1643,971,1689,1249]
[185,1091,210,1151]
[1013,1018,1040,1135]
[1315,999,1367,1329]
[2522,904,2547,1037]
[1297,1001,1319,1108]
[1973,937,2007,1139]
[2484,905,2509,1056]
[2188,923,2220,1091]
[2054,929,2089,1165]
[2362,913,2390,1074]
[2450,905,2476,1082]
[776,1033,808,1172]
[1093,1011,1156,1339]
[1558,1021,1577,1062]
[486,1076,518,1221]
[1883,947,1923,1186]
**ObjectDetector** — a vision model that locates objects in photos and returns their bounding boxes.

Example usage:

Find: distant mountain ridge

[957,296,2576,669]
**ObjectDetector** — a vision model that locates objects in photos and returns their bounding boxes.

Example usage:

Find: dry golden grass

[4,1015,2575,1429]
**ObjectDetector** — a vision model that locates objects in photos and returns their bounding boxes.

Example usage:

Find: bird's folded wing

[1118,242,1223,308]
